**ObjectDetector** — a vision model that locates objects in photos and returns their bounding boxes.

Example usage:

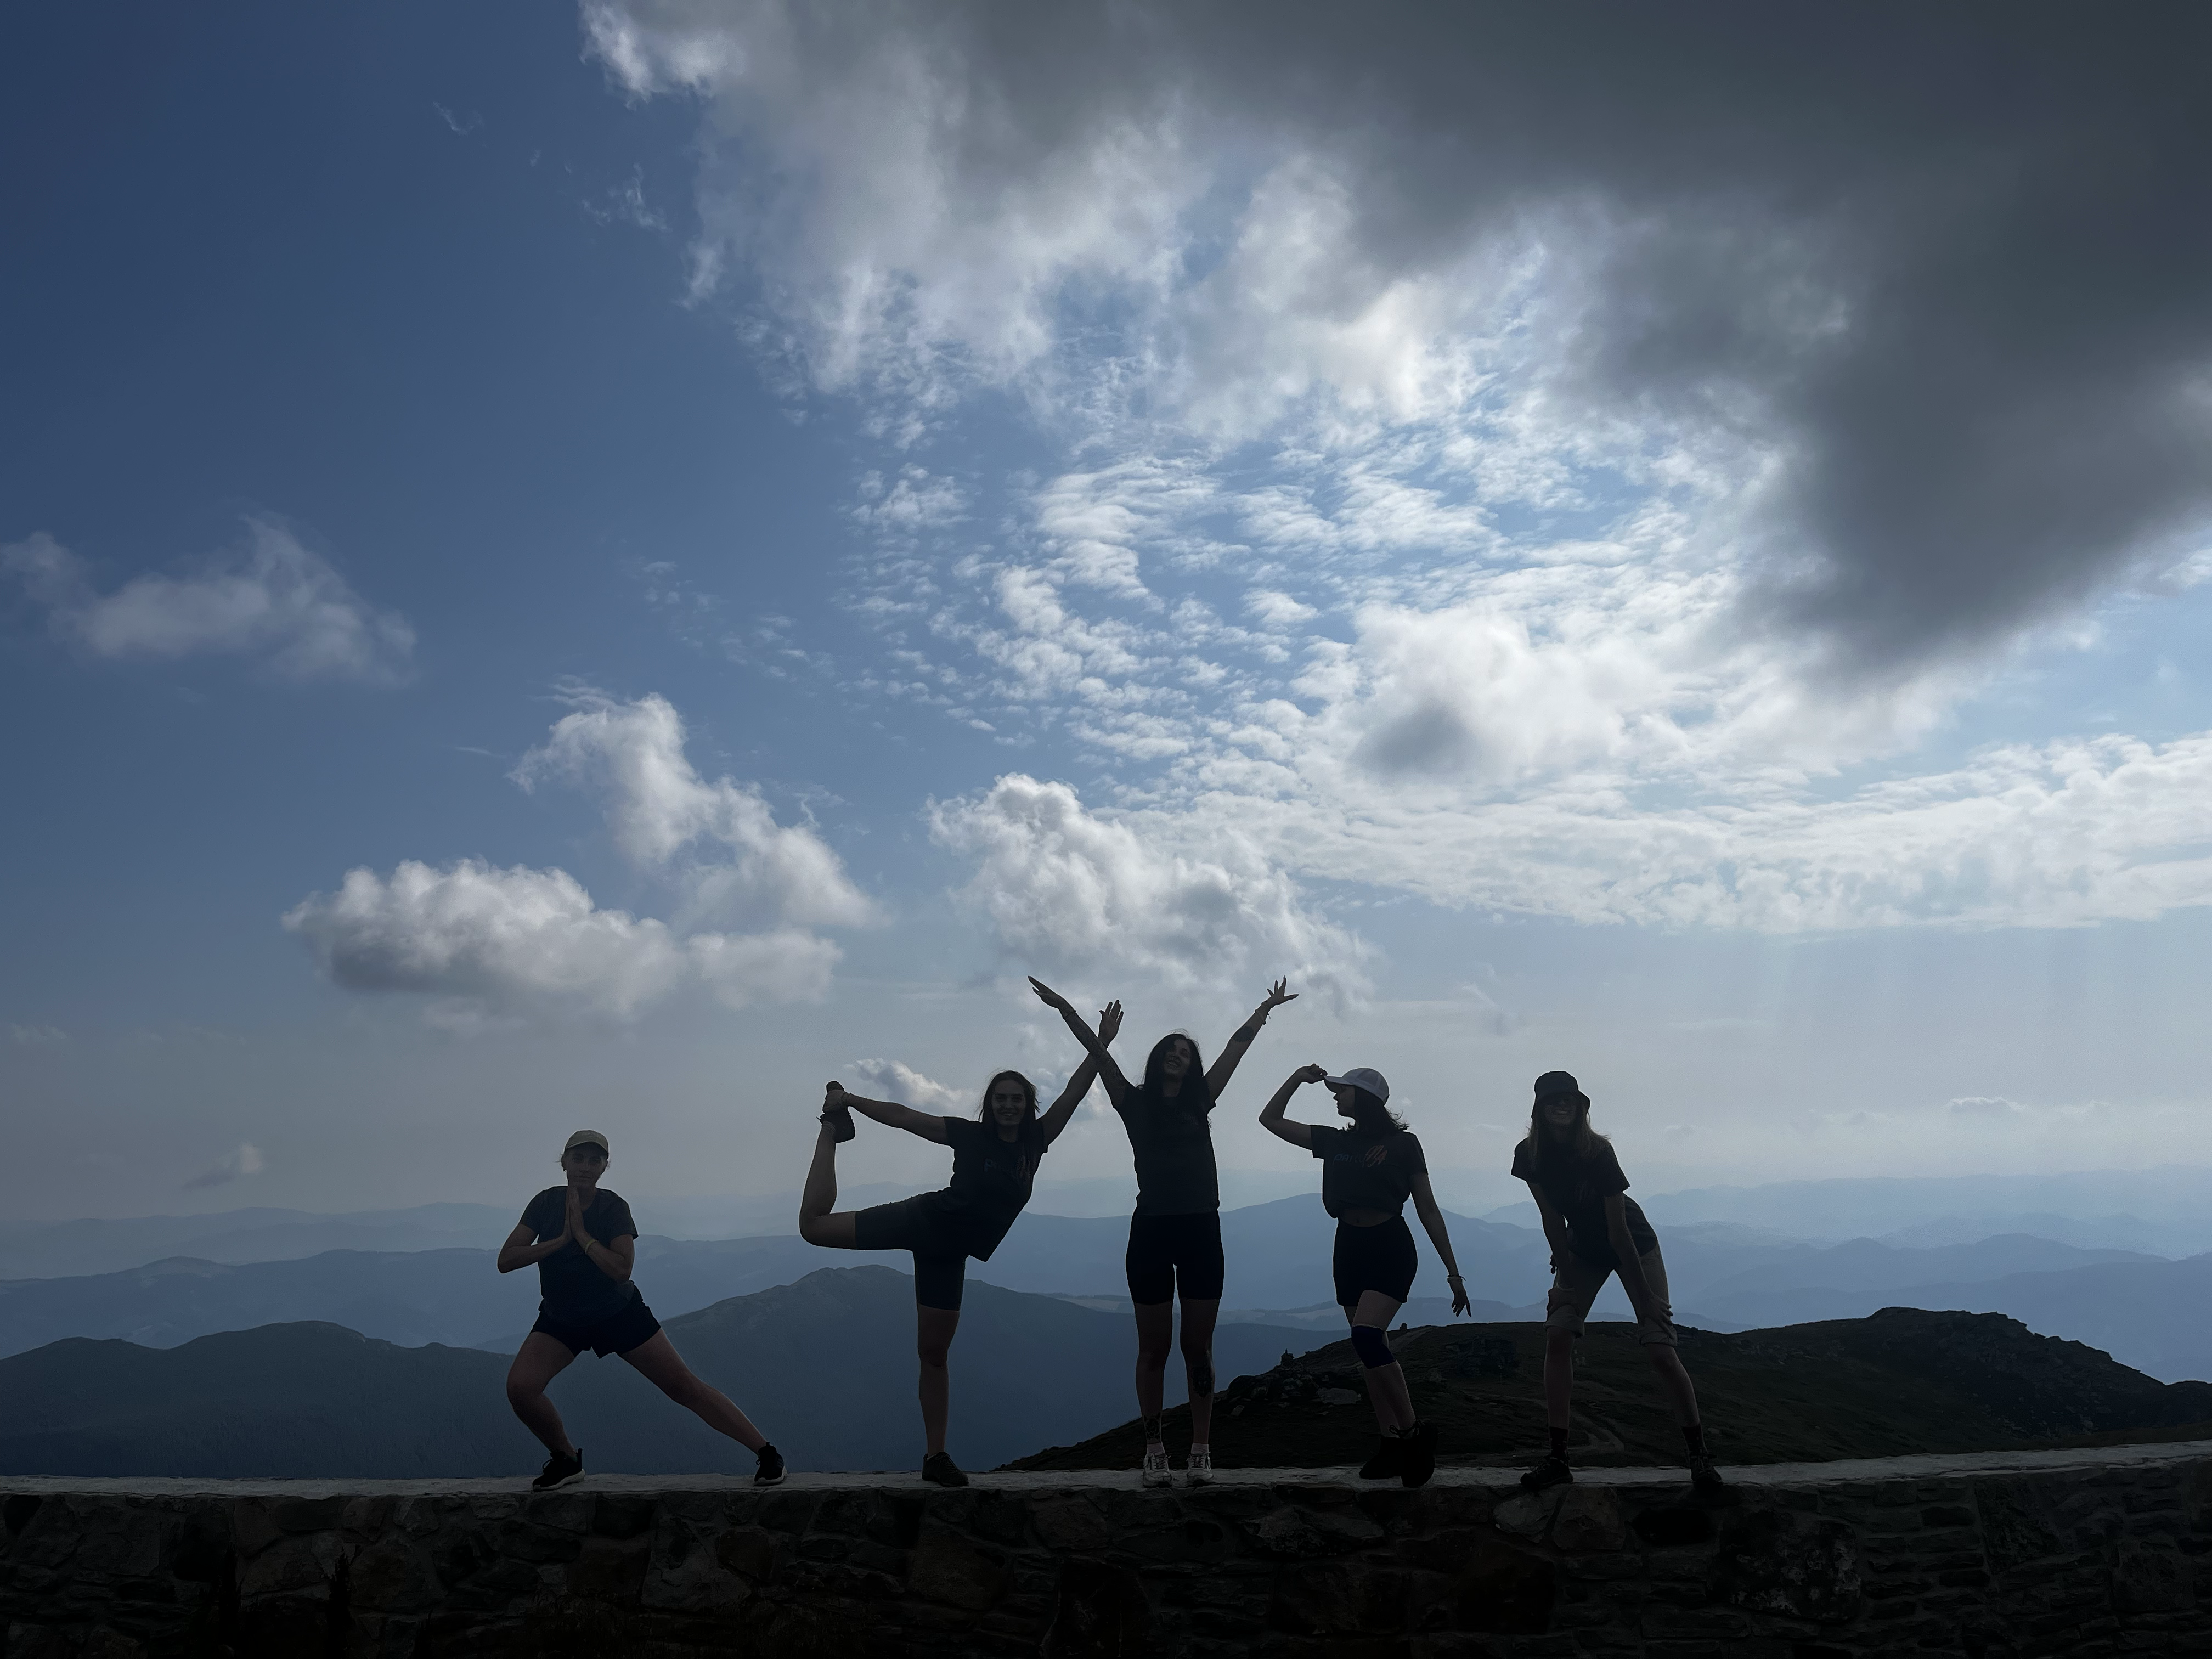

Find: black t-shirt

[1511,1137,1658,1271]
[916,1117,1040,1260]
[1310,1126,1427,1220]
[520,1186,641,1322]
[1116,1082,1219,1215]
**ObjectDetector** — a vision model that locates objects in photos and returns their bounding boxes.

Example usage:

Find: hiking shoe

[1399,1421,1439,1489]
[1689,1451,1724,1493]
[1519,1452,1573,1492]
[753,1442,786,1488]
[1358,1433,1404,1481]
[1141,1449,1173,1488]
[921,1451,969,1488]
[1185,1449,1214,1487]
[532,1448,584,1491]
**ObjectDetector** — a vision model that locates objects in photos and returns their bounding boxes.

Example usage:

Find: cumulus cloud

[845,1058,967,1113]
[283,859,837,1022]
[185,1142,266,1190]
[930,773,1369,1009]
[2,519,415,684]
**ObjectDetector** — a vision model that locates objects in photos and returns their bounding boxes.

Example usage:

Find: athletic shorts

[1546,1245,1678,1347]
[1332,1215,1418,1309]
[1125,1211,1226,1304]
[854,1195,970,1311]
[532,1295,662,1358]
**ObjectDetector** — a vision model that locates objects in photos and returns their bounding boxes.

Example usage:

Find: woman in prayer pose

[1260,1064,1470,1488]
[499,1129,785,1491]
[1030,978,1297,1487]
[1511,1070,1723,1493]
[800,1003,1119,1487]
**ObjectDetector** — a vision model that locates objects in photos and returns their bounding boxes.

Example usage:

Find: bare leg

[917,1306,960,1456]
[1132,1300,1173,1452]
[620,1331,767,1451]
[1179,1296,1221,1447]
[798,1122,859,1248]
[1645,1343,1702,1426]
[1348,1291,1415,1434]
[505,1332,581,1457]
[1544,1328,1576,1432]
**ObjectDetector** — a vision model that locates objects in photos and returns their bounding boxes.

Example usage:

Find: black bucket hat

[1533,1070,1589,1106]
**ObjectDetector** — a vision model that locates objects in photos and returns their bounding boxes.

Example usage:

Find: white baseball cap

[1323,1067,1390,1103]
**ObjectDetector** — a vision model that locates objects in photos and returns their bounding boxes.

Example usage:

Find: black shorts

[1331,1216,1418,1309]
[854,1195,970,1311]
[1125,1211,1226,1304]
[533,1295,662,1358]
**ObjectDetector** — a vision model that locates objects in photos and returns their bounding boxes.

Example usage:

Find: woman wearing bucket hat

[498,1129,786,1492]
[1029,976,1299,1489]
[799,1003,1119,1488]
[1260,1063,1471,1488]
[1512,1070,1722,1494]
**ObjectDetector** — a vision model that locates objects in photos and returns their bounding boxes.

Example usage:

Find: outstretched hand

[1294,1062,1329,1085]
[1028,976,1073,1013]
[1261,978,1298,1012]
[1097,1000,1123,1043]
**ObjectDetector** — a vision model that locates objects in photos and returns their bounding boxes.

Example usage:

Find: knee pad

[1350,1325,1393,1369]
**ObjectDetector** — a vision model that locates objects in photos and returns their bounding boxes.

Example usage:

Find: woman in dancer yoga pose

[1512,1070,1722,1494]
[800,1003,1120,1487]
[1260,1064,1469,1489]
[499,1130,784,1491]
[1030,977,1297,1487]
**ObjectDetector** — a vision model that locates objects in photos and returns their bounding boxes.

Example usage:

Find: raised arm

[1028,977,1133,1106]
[1204,978,1297,1100]
[1258,1063,1327,1148]
[825,1081,951,1144]
[1035,1001,1121,1147]
[1410,1171,1470,1316]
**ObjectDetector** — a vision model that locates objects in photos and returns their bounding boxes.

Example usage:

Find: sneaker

[1358,1434,1403,1481]
[1140,1449,1173,1488]
[820,1101,856,1142]
[1185,1449,1214,1487]
[1689,1451,1724,1493]
[921,1451,969,1488]
[753,1442,786,1488]
[532,1448,584,1491]
[1519,1452,1573,1493]
[1398,1421,1439,1490]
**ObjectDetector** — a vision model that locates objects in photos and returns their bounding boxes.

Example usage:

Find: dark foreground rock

[5,1442,2211,1656]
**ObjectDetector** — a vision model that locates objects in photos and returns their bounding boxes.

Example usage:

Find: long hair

[1344,1086,1407,1138]
[976,1069,1041,1138]
[1139,1031,1212,1110]
[1525,1089,1609,1169]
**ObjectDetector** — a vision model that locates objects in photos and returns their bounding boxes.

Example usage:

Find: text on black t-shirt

[916,1117,1041,1260]
[1310,1126,1427,1219]
[520,1186,640,1322]
[1509,1137,1658,1271]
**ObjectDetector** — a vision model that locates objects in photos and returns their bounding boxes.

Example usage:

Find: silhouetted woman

[499,1129,783,1491]
[1031,977,1296,1488]
[799,1005,1118,1487]
[1260,1064,1469,1488]
[1513,1069,1722,1493]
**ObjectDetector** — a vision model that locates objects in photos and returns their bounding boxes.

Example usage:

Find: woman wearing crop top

[1030,975,1297,1489]
[1511,1069,1722,1494]
[1260,1063,1470,1488]
[798,1004,1118,1488]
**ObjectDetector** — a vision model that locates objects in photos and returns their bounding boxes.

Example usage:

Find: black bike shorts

[854,1195,970,1311]
[532,1294,662,1358]
[1125,1210,1226,1304]
[1331,1215,1418,1309]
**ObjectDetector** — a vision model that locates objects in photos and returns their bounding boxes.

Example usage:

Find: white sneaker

[1186,1449,1215,1486]
[1141,1449,1173,1488]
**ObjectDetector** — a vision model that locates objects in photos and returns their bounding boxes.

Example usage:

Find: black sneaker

[1399,1421,1439,1489]
[753,1442,787,1487]
[1519,1452,1572,1492]
[1689,1451,1724,1493]
[532,1448,584,1491]
[820,1102,856,1143]
[921,1451,969,1488]
[1357,1434,1404,1481]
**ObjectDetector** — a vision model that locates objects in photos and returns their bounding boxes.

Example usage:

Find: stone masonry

[5,1441,2211,1657]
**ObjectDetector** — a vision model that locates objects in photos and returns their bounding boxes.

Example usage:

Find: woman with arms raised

[1513,1070,1722,1494]
[1260,1064,1470,1488]
[1030,977,1297,1488]
[499,1130,785,1491]
[799,1003,1120,1488]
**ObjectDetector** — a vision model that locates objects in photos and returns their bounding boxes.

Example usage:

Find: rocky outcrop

[5,1441,2210,1656]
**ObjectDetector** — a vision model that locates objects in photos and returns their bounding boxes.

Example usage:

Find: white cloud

[5,1023,68,1046]
[929,772,1369,1010]
[846,1058,967,1113]
[185,1142,266,1190]
[2,520,415,684]
[283,859,837,1023]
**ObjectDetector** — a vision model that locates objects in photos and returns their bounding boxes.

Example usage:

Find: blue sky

[5,2,2211,1221]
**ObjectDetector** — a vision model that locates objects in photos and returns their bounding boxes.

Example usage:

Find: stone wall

[5,1442,2210,1657]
